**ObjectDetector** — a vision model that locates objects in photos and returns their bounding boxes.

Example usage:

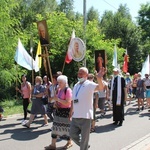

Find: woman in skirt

[23,76,48,128]
[45,75,73,150]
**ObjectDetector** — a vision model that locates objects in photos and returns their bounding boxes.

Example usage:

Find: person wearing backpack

[45,75,73,150]
[16,74,31,124]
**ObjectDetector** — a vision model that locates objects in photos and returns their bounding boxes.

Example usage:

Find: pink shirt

[21,83,30,99]
[57,87,72,108]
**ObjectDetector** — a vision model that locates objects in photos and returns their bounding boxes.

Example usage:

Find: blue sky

[57,0,149,20]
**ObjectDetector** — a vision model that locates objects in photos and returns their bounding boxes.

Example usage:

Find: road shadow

[0,125,50,141]
[0,118,51,142]
[94,123,118,133]
[44,145,70,150]
[125,107,139,116]
[0,122,21,129]
[139,112,150,118]
[96,113,112,121]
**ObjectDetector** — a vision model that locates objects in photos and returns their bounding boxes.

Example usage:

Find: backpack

[64,87,68,96]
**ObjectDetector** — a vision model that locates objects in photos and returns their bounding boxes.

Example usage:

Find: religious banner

[70,37,86,62]
[95,50,106,73]
[37,20,50,46]
[122,49,129,73]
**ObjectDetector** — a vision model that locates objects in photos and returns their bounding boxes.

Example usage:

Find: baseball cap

[113,68,119,72]
[126,72,130,76]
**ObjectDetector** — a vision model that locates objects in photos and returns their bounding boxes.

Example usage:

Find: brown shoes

[44,145,56,150]
[64,143,73,149]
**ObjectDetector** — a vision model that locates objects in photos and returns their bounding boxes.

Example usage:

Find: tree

[100,4,142,74]
[137,2,150,61]
[137,2,150,41]
[0,0,24,98]
[11,0,58,29]
[58,0,75,20]
[87,6,100,22]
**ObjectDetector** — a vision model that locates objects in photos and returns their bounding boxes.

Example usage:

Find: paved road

[0,99,150,150]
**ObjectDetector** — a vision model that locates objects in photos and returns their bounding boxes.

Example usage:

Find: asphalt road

[0,99,150,150]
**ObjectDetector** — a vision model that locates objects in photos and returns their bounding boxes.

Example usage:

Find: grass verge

[0,98,31,117]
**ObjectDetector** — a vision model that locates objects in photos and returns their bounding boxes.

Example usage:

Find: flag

[14,39,39,72]
[30,47,33,54]
[112,44,117,68]
[141,55,150,78]
[122,49,128,73]
[65,30,75,64]
[35,41,42,68]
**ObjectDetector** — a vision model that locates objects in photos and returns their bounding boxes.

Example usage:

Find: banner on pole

[37,20,50,46]
[70,37,86,62]
[95,50,106,73]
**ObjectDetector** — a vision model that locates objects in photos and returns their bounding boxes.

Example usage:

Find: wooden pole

[30,35,34,85]
[83,0,87,67]
[31,51,34,86]
[44,46,53,85]
[15,64,18,100]
[61,59,66,74]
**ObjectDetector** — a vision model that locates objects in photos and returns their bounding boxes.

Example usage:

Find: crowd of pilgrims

[15,69,150,150]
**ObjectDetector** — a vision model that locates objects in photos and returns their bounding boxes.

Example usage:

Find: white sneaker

[21,119,25,124]
[21,120,28,125]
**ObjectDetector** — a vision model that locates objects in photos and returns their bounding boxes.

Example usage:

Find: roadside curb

[121,133,150,150]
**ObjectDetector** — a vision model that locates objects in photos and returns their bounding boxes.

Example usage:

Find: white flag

[112,44,118,68]
[14,39,39,72]
[141,55,150,79]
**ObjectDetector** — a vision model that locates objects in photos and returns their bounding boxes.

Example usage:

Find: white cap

[126,72,130,76]
[113,68,119,72]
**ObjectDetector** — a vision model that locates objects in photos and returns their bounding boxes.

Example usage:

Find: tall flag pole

[15,63,18,100]
[122,48,129,73]
[62,30,75,73]
[83,0,87,67]
[112,44,118,68]
[30,34,34,85]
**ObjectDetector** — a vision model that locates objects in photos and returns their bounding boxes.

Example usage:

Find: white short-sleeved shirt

[72,80,97,119]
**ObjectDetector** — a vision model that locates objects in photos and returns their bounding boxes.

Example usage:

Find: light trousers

[70,118,91,150]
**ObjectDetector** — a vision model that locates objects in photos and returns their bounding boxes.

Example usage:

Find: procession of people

[13,19,150,150]
[14,64,150,150]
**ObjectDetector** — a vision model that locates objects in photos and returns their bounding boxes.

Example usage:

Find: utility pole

[83,0,87,67]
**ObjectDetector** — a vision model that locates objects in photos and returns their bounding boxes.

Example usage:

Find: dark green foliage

[87,6,100,22]
[100,4,143,75]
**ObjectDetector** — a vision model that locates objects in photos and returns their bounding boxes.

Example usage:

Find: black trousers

[23,98,29,120]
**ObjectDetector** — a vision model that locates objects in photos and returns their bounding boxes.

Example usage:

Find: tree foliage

[87,6,100,22]
[137,2,150,41]
[0,0,150,99]
[58,0,75,20]
[100,4,143,74]
[137,2,150,61]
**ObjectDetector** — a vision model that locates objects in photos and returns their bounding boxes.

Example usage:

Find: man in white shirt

[69,67,104,150]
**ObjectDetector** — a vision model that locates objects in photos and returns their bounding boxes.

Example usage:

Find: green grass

[0,98,31,117]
